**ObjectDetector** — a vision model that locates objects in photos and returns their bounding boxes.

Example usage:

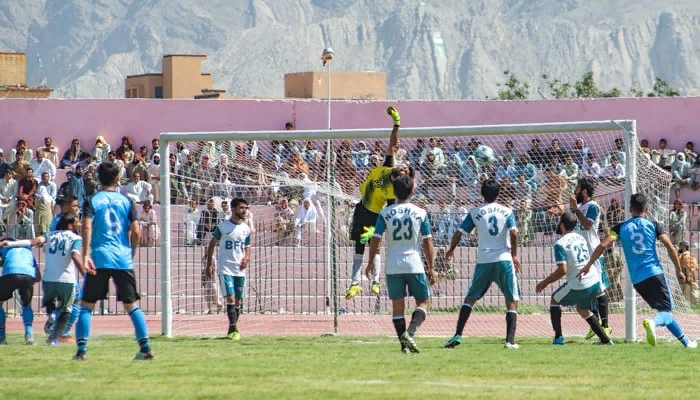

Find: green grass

[1,334,698,400]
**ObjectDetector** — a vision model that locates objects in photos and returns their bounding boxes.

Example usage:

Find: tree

[541,73,572,99]
[491,70,530,100]
[647,77,681,97]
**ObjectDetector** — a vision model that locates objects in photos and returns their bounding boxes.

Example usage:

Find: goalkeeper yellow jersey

[359,155,396,214]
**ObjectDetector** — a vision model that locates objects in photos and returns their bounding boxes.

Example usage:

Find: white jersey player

[570,178,612,338]
[443,179,522,349]
[206,198,252,341]
[366,174,435,353]
[535,212,612,345]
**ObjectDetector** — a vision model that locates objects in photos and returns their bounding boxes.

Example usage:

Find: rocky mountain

[1,0,699,99]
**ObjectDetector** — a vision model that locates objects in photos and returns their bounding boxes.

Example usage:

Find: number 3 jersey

[610,216,664,285]
[213,220,252,277]
[373,203,432,275]
[460,202,516,264]
[43,230,83,284]
[554,232,600,290]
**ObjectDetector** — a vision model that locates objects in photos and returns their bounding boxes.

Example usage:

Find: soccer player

[7,214,86,344]
[206,198,252,340]
[365,175,436,353]
[535,212,612,345]
[569,178,612,339]
[75,162,154,360]
[0,236,40,345]
[578,193,697,348]
[346,106,414,300]
[444,179,522,349]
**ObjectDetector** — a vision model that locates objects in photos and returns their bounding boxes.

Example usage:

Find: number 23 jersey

[460,202,516,264]
[213,220,252,277]
[374,203,431,275]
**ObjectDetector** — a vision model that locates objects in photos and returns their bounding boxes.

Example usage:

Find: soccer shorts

[634,273,674,312]
[42,281,76,312]
[350,202,379,243]
[386,273,431,302]
[0,274,34,306]
[219,274,245,300]
[466,261,520,302]
[82,269,140,304]
[552,281,603,309]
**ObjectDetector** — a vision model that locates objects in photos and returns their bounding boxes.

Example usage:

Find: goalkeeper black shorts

[350,202,379,242]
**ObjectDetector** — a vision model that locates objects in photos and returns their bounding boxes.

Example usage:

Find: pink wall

[1,97,699,199]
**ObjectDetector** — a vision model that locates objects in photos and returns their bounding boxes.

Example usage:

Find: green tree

[541,73,572,99]
[628,87,645,97]
[491,70,530,100]
[647,77,681,97]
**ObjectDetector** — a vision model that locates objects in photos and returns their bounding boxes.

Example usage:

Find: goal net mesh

[163,126,699,340]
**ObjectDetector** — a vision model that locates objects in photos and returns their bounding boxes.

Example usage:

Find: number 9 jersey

[83,191,139,270]
[373,203,431,275]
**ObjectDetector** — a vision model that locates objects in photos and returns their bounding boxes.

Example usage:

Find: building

[124,54,227,99]
[0,52,52,98]
[284,71,387,100]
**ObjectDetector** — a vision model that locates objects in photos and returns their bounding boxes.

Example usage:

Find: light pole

[322,47,334,130]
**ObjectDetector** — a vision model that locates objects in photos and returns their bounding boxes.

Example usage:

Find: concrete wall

[125,74,163,98]
[1,96,699,199]
[0,52,27,86]
[285,71,387,100]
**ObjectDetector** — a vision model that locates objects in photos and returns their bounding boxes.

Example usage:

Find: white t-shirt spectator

[583,162,601,179]
[125,180,153,203]
[31,158,56,182]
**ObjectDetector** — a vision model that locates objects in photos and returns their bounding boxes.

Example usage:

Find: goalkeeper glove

[387,107,400,126]
[360,226,375,244]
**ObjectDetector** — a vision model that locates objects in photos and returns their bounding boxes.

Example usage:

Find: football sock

[505,310,517,344]
[350,253,364,284]
[407,307,427,336]
[236,306,242,326]
[52,312,71,340]
[652,311,673,328]
[226,304,237,333]
[550,305,562,337]
[591,308,600,321]
[0,308,6,341]
[392,316,406,339]
[22,306,33,336]
[128,308,151,353]
[585,314,609,343]
[455,303,472,336]
[371,254,381,283]
[597,294,609,328]
[76,307,92,353]
[61,303,81,337]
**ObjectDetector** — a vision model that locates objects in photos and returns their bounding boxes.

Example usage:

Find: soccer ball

[473,145,496,165]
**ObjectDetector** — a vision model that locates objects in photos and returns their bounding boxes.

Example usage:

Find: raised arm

[387,107,401,157]
[577,235,615,279]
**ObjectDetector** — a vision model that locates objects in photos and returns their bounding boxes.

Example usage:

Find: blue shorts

[386,273,431,302]
[634,273,673,312]
[466,261,520,302]
[552,281,603,309]
[220,275,245,300]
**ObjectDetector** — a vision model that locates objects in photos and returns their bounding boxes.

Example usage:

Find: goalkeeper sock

[455,303,472,336]
[226,304,236,333]
[407,307,427,336]
[505,310,517,344]
[371,254,381,283]
[22,306,33,336]
[597,294,609,328]
[585,314,610,343]
[590,307,600,322]
[351,254,363,284]
[550,305,563,337]
[392,316,406,339]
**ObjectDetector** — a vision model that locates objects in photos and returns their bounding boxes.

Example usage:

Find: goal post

[158,119,696,341]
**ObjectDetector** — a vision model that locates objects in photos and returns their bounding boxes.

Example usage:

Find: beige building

[0,52,52,98]
[125,54,227,99]
[284,71,387,100]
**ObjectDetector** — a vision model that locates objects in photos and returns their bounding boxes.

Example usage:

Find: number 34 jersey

[460,202,516,264]
[374,203,432,275]
[213,220,252,277]
[554,232,600,290]
[43,230,83,284]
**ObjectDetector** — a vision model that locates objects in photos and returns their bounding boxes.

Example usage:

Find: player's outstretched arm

[422,237,436,285]
[536,264,567,293]
[387,107,400,157]
[445,232,463,259]
[205,238,218,278]
[659,233,684,282]
[365,236,381,281]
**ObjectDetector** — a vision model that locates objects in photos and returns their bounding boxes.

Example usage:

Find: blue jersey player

[75,162,154,360]
[0,238,41,345]
[579,193,697,348]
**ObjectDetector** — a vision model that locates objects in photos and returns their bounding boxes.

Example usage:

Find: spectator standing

[197,199,219,242]
[0,170,17,228]
[678,241,698,305]
[8,139,33,163]
[57,171,73,200]
[198,155,217,202]
[11,200,34,239]
[116,136,135,165]
[34,172,56,235]
[107,151,126,184]
[669,199,687,246]
[274,197,295,245]
[148,154,161,203]
[69,165,86,210]
[639,139,652,160]
[651,138,675,171]
[31,150,57,182]
[294,198,317,247]
[17,168,37,210]
[672,153,692,199]
[84,170,98,196]
[174,141,190,167]
[91,136,111,163]
[184,200,201,246]
[139,200,159,246]
[215,172,234,200]
[37,137,60,167]
[60,138,86,170]
[181,154,200,204]
[150,139,161,163]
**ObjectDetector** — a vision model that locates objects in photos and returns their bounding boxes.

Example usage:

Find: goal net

[159,120,700,341]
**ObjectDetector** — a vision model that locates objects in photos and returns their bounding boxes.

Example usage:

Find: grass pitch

[1,334,698,400]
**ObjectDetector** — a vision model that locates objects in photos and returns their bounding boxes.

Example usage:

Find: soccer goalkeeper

[346,107,414,300]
